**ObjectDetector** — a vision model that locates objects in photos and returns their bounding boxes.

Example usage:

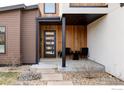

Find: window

[0,26,6,53]
[44,3,56,14]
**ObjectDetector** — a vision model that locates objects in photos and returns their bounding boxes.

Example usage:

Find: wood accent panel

[40,25,87,58]
[38,3,59,17]
[66,25,87,51]
[70,3,108,7]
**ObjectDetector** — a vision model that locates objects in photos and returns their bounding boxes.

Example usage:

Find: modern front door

[44,31,56,58]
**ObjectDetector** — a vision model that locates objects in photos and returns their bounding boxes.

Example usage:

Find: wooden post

[62,17,66,67]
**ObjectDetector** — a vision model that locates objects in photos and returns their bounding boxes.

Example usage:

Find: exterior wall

[66,25,87,51]
[59,3,120,16]
[21,9,39,64]
[70,3,107,7]
[0,10,21,64]
[40,25,87,58]
[87,7,124,80]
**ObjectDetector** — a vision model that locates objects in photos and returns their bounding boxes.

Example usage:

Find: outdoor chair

[80,48,89,58]
[66,48,73,55]
[58,48,73,58]
[73,51,80,60]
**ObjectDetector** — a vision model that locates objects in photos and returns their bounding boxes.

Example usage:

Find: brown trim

[0,26,6,54]
[43,3,56,14]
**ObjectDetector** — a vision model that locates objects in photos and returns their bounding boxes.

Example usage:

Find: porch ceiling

[63,14,106,25]
[37,17,61,25]
[37,14,106,25]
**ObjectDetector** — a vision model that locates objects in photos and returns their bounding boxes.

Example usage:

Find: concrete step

[36,69,56,74]
[47,81,73,85]
[41,73,63,81]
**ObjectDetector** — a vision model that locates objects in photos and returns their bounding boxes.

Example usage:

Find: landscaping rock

[18,71,41,81]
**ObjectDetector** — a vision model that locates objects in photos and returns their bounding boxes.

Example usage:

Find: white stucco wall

[87,6,124,81]
[59,3,120,16]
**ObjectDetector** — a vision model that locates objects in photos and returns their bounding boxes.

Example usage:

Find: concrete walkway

[30,59,106,85]
[31,58,105,72]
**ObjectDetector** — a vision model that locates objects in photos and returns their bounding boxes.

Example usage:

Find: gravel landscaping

[0,65,123,85]
[62,72,124,85]
[18,71,41,81]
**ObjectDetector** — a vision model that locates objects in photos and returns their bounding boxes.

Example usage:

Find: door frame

[44,30,56,58]
[36,17,66,67]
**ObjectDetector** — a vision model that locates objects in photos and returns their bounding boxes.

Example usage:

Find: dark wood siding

[40,25,87,58]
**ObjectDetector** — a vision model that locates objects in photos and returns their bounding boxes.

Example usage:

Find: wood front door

[44,31,56,58]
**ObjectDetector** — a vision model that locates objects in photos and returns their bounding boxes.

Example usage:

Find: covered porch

[36,13,106,67]
[32,58,105,72]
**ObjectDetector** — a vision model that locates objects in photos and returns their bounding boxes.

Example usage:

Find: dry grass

[0,72,19,85]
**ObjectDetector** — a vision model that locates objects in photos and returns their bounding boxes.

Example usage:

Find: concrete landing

[31,59,105,72]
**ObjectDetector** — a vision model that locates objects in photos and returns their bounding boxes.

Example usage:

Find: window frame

[0,26,6,54]
[44,3,56,14]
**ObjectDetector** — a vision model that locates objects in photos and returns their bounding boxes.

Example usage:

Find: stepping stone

[47,81,73,85]
[41,74,63,80]
[31,64,57,69]
[36,69,56,74]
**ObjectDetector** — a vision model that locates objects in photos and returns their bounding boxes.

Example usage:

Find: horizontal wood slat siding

[0,10,21,64]
[21,9,39,64]
[70,3,108,7]
[40,25,87,58]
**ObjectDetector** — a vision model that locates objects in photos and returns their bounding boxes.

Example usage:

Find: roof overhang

[0,4,38,12]
[63,14,106,25]
[37,17,62,25]
[37,14,106,25]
